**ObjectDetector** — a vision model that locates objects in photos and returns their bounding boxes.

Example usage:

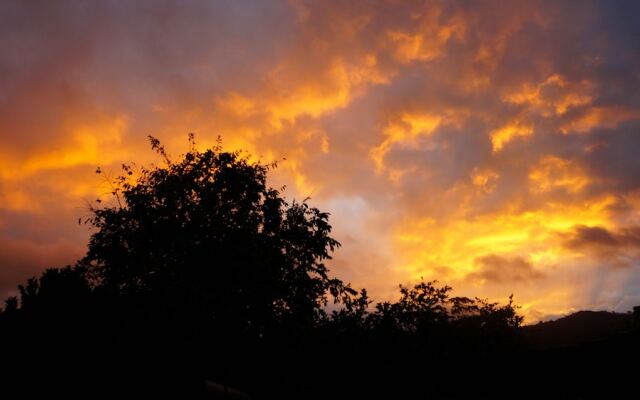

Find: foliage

[81,135,355,337]
[0,135,526,398]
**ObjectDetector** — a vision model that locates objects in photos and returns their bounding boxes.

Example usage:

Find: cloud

[0,237,84,300]
[561,225,640,268]
[2,0,640,321]
[467,254,544,285]
[564,225,621,249]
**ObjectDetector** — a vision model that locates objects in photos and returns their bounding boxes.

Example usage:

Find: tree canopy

[82,135,355,338]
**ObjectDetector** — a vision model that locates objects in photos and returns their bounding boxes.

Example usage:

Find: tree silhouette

[0,135,533,399]
[81,135,355,342]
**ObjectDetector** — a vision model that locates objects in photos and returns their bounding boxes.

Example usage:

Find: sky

[1,0,640,322]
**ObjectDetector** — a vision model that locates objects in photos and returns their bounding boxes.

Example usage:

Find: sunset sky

[2,0,640,322]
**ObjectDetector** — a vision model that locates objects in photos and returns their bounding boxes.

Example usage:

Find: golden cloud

[529,156,591,194]
[490,120,534,152]
[561,106,640,134]
[2,0,640,321]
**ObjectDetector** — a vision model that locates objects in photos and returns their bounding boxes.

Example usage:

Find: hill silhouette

[524,310,634,350]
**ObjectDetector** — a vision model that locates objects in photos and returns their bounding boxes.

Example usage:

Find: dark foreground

[2,320,638,399]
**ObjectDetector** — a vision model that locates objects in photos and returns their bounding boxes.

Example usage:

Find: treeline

[0,137,523,399]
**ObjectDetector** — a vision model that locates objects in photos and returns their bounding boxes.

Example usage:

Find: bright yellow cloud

[389,194,618,320]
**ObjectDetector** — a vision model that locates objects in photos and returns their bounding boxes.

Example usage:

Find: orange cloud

[490,120,533,152]
[561,106,640,134]
[529,156,591,194]
[2,0,640,322]
[264,58,390,128]
[371,112,444,172]
[471,168,499,194]
[0,116,128,180]
[384,6,465,64]
[502,74,594,116]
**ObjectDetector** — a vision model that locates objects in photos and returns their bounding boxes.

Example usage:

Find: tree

[372,280,452,334]
[17,265,91,316]
[82,135,355,339]
[0,134,527,398]
[368,280,523,354]
[0,135,363,397]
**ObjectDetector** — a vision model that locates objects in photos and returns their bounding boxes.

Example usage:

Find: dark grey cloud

[564,225,640,250]
[467,254,545,285]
